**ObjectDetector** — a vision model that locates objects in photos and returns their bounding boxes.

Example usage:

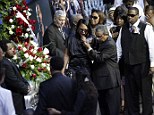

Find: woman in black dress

[63,19,93,80]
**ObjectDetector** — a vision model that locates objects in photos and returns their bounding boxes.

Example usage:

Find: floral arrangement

[0,0,51,83]
[13,41,51,83]
[0,0,36,42]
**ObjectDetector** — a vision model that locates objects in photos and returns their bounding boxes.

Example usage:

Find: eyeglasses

[90,15,98,19]
[127,14,137,17]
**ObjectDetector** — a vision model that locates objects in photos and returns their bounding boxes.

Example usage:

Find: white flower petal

[43,48,49,55]
[24,53,29,58]
[30,65,35,69]
[9,19,13,23]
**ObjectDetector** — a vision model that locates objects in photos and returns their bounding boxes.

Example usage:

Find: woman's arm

[62,48,69,74]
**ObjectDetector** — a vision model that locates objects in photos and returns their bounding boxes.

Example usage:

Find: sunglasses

[127,14,137,17]
[91,15,98,19]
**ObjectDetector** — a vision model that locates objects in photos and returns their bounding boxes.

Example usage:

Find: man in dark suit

[82,25,121,115]
[43,10,68,58]
[116,7,154,115]
[34,56,77,115]
[0,39,31,115]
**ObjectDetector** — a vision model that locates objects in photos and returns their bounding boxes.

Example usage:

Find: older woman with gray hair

[82,25,121,115]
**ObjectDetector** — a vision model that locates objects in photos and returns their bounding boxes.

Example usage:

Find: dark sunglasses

[127,14,137,17]
[91,15,98,19]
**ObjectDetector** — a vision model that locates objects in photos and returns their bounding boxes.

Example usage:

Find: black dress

[65,35,92,80]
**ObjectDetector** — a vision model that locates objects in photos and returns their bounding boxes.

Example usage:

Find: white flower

[36,57,42,62]
[30,41,38,47]
[23,47,27,52]
[41,63,46,67]
[43,48,49,55]
[23,10,27,13]
[45,55,49,58]
[30,34,33,38]
[29,55,34,61]
[9,30,14,35]
[27,12,31,16]
[33,49,37,54]
[18,44,22,47]
[21,33,24,37]
[24,33,29,38]
[30,65,35,69]
[24,53,29,58]
[12,6,17,11]
[9,19,13,23]
[33,55,37,59]
[11,25,15,29]
[47,66,50,71]
[28,8,32,11]
[26,28,31,32]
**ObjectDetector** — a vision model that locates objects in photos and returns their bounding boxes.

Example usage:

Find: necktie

[130,26,136,33]
[59,28,65,40]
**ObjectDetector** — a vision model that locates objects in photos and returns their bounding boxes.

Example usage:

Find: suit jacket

[43,23,67,58]
[89,37,121,90]
[1,57,29,115]
[34,72,77,115]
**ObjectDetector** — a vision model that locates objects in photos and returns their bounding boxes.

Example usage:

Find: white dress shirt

[116,19,154,67]
[0,86,16,115]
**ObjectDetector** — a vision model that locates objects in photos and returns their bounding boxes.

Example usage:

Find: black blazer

[1,57,29,115]
[43,23,66,58]
[89,37,121,90]
[34,72,77,115]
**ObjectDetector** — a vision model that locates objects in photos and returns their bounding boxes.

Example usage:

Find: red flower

[29,45,34,50]
[29,19,36,24]
[37,47,43,52]
[22,63,27,68]
[31,26,35,31]
[16,5,22,11]
[38,67,42,72]
[23,23,28,28]
[31,53,35,57]
[22,12,27,18]
[18,46,22,51]
[24,6,29,10]
[22,0,27,6]
[11,10,17,16]
[16,28,23,36]
[24,42,29,47]
[17,18,24,25]
[32,73,36,79]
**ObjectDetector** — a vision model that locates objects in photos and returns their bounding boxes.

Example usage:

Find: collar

[6,58,13,63]
[130,19,140,28]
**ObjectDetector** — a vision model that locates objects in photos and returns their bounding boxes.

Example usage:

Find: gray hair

[54,10,66,17]
[95,25,109,35]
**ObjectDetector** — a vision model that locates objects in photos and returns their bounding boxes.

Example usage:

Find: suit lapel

[55,26,65,40]
[7,58,22,78]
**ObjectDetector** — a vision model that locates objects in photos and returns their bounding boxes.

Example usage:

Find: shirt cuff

[150,62,154,67]
[88,47,92,52]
